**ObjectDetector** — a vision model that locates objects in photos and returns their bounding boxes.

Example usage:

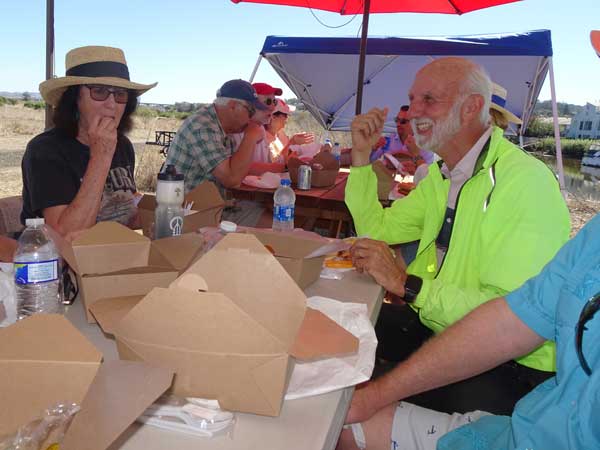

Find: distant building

[566,102,600,139]
[538,116,571,135]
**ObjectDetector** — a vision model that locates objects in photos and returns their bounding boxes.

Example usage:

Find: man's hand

[87,116,118,161]
[345,382,382,425]
[351,108,388,166]
[350,238,406,296]
[291,132,315,145]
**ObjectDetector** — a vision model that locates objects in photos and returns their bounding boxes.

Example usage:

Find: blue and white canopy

[258,30,553,134]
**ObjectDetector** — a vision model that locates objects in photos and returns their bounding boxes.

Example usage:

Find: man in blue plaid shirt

[166,79,268,194]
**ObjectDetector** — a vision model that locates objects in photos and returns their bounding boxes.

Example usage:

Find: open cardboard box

[51,222,205,322]
[288,151,340,188]
[138,181,225,237]
[90,233,359,417]
[246,229,328,289]
[0,314,172,450]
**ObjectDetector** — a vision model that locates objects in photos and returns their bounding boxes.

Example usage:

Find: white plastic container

[155,164,185,239]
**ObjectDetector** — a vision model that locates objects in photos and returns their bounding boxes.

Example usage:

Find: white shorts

[349,402,491,450]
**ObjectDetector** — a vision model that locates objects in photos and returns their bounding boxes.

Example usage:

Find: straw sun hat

[490,82,522,125]
[39,46,157,107]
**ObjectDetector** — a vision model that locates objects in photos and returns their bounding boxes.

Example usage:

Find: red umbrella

[232,0,521,113]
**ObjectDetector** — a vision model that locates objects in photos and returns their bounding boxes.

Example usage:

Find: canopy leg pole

[44,0,55,130]
[249,54,263,83]
[548,57,566,193]
[355,0,371,115]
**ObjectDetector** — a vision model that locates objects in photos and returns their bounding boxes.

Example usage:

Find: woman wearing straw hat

[489,82,522,131]
[20,46,156,236]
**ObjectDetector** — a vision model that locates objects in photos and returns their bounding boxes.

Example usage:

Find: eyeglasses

[237,101,256,116]
[575,291,600,376]
[395,117,409,125]
[261,98,278,107]
[273,112,288,118]
[86,85,129,104]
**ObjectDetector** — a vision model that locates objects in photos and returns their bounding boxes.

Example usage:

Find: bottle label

[273,205,295,222]
[14,259,59,284]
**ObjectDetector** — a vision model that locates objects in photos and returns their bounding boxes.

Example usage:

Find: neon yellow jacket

[345,127,570,371]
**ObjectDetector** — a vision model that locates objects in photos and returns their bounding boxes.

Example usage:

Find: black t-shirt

[21,128,137,226]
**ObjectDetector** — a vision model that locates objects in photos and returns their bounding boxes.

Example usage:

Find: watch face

[404,275,423,303]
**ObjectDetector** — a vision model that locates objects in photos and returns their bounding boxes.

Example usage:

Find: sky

[1,0,599,105]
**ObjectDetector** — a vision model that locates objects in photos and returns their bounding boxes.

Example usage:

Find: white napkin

[242,172,283,189]
[285,296,377,400]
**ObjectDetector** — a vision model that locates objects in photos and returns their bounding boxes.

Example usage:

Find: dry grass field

[1,102,598,235]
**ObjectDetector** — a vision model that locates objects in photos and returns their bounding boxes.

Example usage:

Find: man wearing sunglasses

[369,105,434,172]
[21,46,156,236]
[166,79,269,195]
[230,82,283,170]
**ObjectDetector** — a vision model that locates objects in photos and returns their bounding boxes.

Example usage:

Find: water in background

[532,154,600,202]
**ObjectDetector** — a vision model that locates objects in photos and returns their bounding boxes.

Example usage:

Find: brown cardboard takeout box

[91,233,359,417]
[52,222,205,322]
[247,229,328,289]
[0,314,173,450]
[288,152,340,188]
[138,180,225,237]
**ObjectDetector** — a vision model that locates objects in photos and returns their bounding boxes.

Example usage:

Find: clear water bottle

[323,138,333,153]
[272,179,296,232]
[332,142,341,161]
[14,218,63,319]
[155,164,185,239]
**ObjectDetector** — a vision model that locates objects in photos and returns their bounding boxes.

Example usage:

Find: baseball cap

[216,79,269,111]
[252,82,283,96]
[274,99,296,115]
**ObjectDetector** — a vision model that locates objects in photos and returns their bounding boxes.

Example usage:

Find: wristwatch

[403,275,423,303]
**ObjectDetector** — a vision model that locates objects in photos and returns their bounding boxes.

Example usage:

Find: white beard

[411,99,463,153]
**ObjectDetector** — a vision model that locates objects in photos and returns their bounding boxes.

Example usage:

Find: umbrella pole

[355,0,371,115]
[44,0,55,130]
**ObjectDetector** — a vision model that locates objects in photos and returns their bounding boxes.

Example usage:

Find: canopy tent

[249,29,565,189]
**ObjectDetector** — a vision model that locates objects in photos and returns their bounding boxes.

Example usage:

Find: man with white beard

[343,57,570,416]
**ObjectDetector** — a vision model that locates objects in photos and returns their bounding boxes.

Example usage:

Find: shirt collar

[441,126,493,180]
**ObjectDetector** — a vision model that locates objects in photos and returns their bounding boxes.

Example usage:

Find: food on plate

[397,181,416,196]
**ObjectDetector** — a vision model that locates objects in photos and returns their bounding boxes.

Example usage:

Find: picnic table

[229,171,353,238]
[64,268,384,450]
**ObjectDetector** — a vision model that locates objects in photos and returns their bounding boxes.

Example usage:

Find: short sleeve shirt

[165,104,235,192]
[438,213,600,450]
[20,128,137,226]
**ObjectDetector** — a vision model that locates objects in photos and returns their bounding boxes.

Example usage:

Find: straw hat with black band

[39,46,157,107]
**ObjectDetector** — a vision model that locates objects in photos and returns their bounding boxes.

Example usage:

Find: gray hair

[459,65,492,127]
[214,96,243,107]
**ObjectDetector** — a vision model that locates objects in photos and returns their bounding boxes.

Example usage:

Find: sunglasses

[86,85,129,104]
[575,291,600,376]
[261,98,278,107]
[273,112,288,118]
[395,117,409,125]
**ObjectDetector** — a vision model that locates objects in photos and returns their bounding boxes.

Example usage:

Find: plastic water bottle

[272,179,296,232]
[332,142,341,161]
[14,218,63,319]
[323,138,333,152]
[155,164,185,239]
